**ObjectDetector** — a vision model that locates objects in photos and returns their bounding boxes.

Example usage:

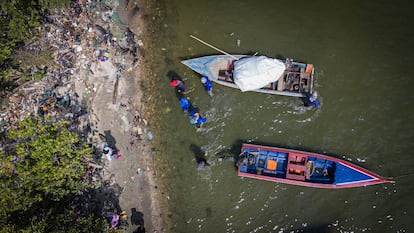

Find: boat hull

[182,55,315,97]
[238,143,394,189]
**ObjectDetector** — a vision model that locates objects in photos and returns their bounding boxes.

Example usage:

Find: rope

[112,12,128,27]
[189,35,238,60]
[392,173,414,180]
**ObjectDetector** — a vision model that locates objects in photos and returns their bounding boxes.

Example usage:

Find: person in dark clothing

[305,91,320,108]
[170,78,187,93]
[196,152,210,170]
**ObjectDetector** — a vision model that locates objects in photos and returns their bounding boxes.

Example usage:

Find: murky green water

[146,0,414,232]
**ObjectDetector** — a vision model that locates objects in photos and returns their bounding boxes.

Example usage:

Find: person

[201,76,213,96]
[103,144,121,161]
[189,108,207,128]
[196,152,210,170]
[105,211,119,228]
[179,97,191,112]
[102,143,113,163]
[114,149,121,159]
[285,58,293,68]
[170,78,186,93]
[305,91,320,108]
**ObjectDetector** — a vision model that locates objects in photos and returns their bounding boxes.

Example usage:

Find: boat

[181,54,315,97]
[237,143,394,188]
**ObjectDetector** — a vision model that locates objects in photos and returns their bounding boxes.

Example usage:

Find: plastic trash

[146,130,153,140]
[137,168,143,176]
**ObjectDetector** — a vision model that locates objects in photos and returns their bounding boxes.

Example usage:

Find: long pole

[189,35,239,60]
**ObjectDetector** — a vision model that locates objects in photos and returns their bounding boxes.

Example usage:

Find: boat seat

[277,152,288,158]
[276,158,287,171]
[276,157,286,162]
[276,157,286,164]
[240,165,248,172]
[246,149,259,154]
[268,151,277,157]
[263,170,285,177]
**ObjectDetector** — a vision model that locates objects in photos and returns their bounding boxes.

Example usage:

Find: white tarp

[233,56,286,91]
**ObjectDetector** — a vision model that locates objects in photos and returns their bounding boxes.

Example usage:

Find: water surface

[147,1,414,232]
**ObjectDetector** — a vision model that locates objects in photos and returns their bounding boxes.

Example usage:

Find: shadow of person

[189,144,203,156]
[299,96,310,106]
[131,208,144,225]
[133,225,146,233]
[104,130,118,151]
[167,70,181,81]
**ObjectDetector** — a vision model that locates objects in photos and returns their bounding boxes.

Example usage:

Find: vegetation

[0,117,111,231]
[1,117,90,211]
[0,0,69,89]
[0,1,121,231]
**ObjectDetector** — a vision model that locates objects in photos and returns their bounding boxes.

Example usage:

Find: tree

[0,207,112,233]
[0,0,69,79]
[0,116,92,212]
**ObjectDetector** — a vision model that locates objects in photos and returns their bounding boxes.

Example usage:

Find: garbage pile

[0,0,142,132]
[1,0,148,179]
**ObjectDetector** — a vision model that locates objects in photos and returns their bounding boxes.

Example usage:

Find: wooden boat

[181,54,315,97]
[237,143,394,189]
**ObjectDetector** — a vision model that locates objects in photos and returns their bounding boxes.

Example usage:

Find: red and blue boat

[237,143,394,189]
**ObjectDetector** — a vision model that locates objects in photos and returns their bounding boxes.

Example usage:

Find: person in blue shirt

[189,108,207,128]
[200,76,213,96]
[305,91,320,108]
[179,97,191,112]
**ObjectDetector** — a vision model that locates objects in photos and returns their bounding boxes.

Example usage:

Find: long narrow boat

[181,55,315,97]
[237,143,394,188]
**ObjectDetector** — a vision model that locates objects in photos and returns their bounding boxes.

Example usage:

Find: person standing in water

[196,151,210,170]
[305,91,320,108]
[179,96,191,112]
[170,77,187,93]
[200,76,213,96]
[189,108,207,128]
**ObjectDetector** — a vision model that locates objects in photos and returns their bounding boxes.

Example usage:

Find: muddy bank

[90,0,169,232]
[103,0,173,232]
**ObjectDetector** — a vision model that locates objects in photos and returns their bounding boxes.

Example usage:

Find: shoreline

[78,0,169,232]
[0,0,169,231]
